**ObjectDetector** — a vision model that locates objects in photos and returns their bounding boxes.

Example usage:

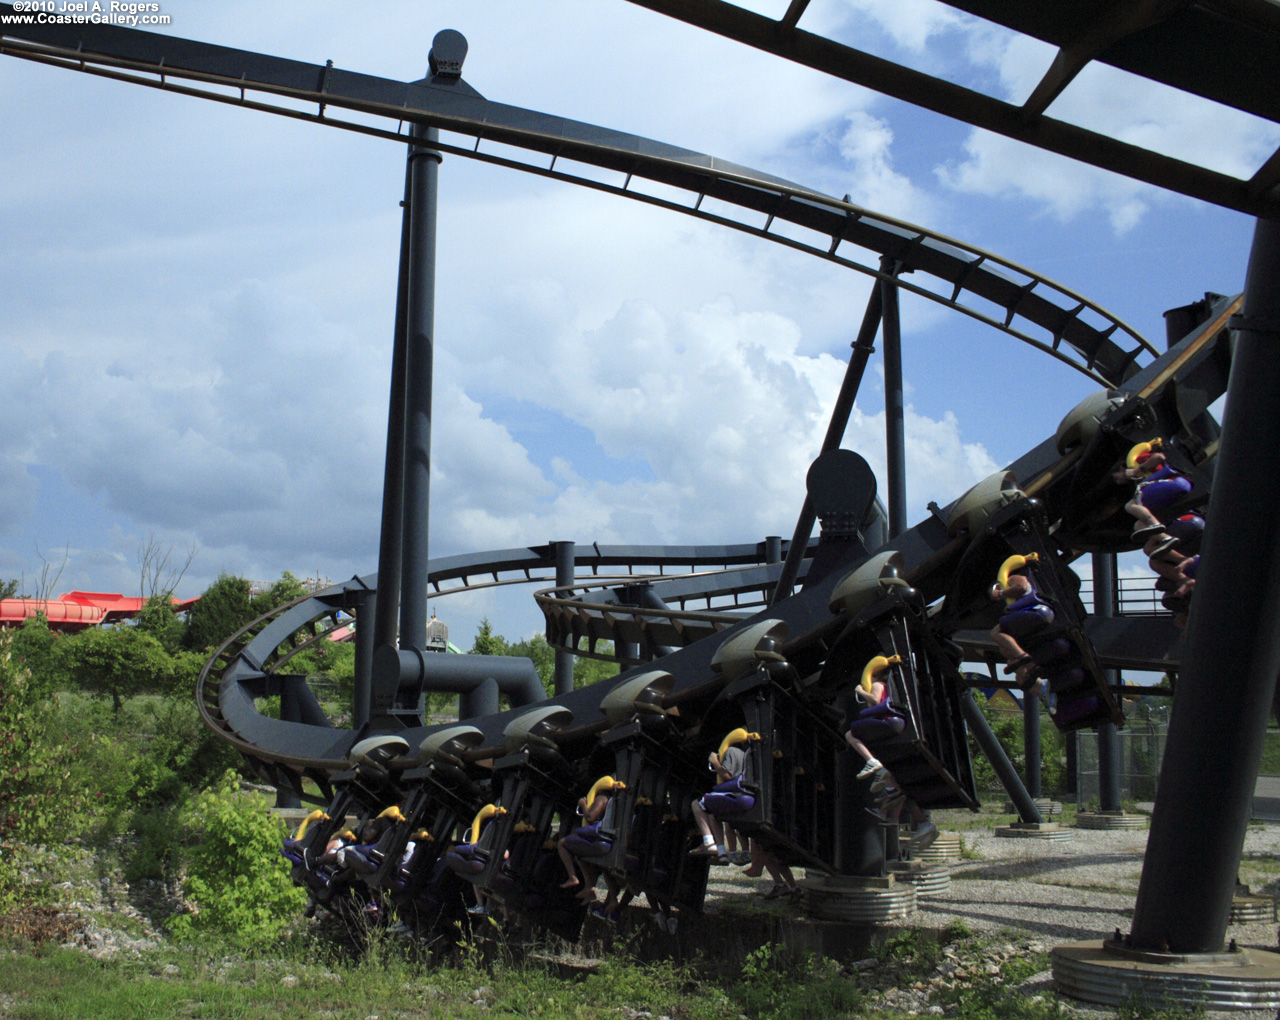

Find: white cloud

[937,29,1280,233]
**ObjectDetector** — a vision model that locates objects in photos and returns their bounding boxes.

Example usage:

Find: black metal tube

[1129,215,1280,954]
[1092,552,1123,811]
[879,258,907,538]
[961,690,1043,823]
[398,124,442,654]
[771,283,882,604]
[353,589,374,729]
[554,540,576,695]
[765,535,782,564]
[372,182,412,653]
[1023,689,1042,799]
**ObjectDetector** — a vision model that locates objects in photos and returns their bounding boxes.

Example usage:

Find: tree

[136,593,186,656]
[250,571,308,616]
[183,574,254,652]
[137,532,197,600]
[60,625,171,713]
[0,579,20,600]
[10,613,59,696]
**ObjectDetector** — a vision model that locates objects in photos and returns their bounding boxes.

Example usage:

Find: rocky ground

[697,812,1280,1018]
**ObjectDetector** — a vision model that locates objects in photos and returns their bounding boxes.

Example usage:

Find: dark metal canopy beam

[0,9,1157,385]
[619,0,1280,218]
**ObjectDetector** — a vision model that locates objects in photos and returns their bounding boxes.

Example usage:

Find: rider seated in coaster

[989,553,1052,707]
[557,776,621,902]
[843,654,905,782]
[316,806,402,875]
[1115,439,1193,553]
[689,729,755,861]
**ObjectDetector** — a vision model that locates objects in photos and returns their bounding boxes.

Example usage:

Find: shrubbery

[167,770,305,943]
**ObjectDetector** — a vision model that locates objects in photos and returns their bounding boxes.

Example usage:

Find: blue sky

[0,0,1270,644]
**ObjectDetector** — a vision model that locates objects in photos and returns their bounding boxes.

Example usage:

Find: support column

[962,690,1042,823]
[398,122,441,658]
[772,282,882,604]
[879,257,907,539]
[1092,551,1123,811]
[1023,689,1042,799]
[553,540,576,696]
[353,589,375,729]
[371,184,412,660]
[1128,216,1280,953]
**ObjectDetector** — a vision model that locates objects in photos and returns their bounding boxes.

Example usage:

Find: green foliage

[0,632,87,910]
[183,573,254,652]
[1117,990,1207,1020]
[9,613,60,696]
[732,944,861,1020]
[251,571,308,616]
[967,696,1066,796]
[135,594,186,655]
[168,770,305,943]
[0,578,19,600]
[56,625,171,713]
[468,620,619,698]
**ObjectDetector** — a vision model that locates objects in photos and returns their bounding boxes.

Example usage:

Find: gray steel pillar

[1129,215,1280,954]
[772,283,882,604]
[962,690,1043,823]
[353,589,374,729]
[1092,551,1123,811]
[553,540,576,695]
[372,188,412,656]
[879,257,907,539]
[398,122,441,656]
[1064,730,1078,797]
[1023,690,1042,799]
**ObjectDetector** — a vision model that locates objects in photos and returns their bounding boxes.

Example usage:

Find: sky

[0,0,1273,645]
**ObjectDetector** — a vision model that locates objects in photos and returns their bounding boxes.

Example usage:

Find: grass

[0,914,1112,1020]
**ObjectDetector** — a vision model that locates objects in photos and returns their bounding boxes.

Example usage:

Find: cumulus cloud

[936,28,1280,233]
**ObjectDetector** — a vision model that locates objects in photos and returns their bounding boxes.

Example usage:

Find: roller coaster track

[0,15,1231,811]
[0,8,1157,387]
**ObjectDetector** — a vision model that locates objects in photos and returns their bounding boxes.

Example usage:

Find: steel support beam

[962,690,1042,823]
[1128,215,1280,954]
[398,123,441,658]
[1023,689,1042,800]
[553,540,576,696]
[880,257,907,538]
[771,281,881,603]
[1092,551,1123,811]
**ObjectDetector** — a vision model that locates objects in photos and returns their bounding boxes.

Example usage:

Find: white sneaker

[857,758,883,780]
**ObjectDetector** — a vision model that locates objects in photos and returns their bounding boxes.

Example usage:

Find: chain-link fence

[1075,704,1280,817]
[1075,699,1169,809]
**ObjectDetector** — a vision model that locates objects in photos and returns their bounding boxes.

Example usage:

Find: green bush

[0,632,87,910]
[168,770,304,943]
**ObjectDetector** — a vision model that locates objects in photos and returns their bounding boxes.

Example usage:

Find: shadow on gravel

[951,851,1144,883]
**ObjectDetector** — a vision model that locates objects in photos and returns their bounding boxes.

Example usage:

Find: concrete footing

[1052,939,1280,1011]
[1075,811,1148,830]
[1003,798,1062,817]
[994,820,1073,840]
[802,873,916,923]
[915,832,962,863]
[1229,893,1277,924]
[888,860,951,897]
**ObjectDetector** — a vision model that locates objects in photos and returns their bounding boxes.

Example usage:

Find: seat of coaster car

[445,804,505,878]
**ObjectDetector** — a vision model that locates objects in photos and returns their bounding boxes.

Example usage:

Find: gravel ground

[700,815,1280,1018]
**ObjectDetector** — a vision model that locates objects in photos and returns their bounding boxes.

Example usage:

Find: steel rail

[0,30,1155,385]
